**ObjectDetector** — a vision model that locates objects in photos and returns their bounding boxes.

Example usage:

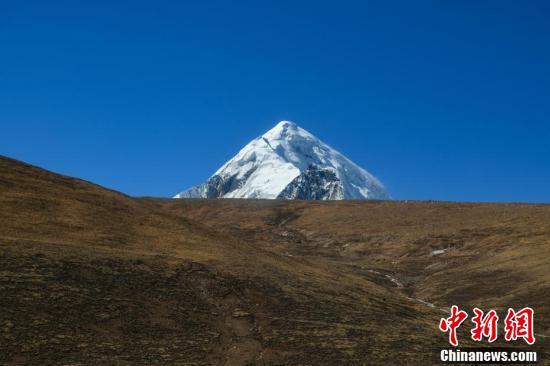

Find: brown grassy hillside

[1,155,548,365]
[157,199,550,329]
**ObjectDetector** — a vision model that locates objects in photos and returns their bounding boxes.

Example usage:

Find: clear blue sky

[1,1,549,202]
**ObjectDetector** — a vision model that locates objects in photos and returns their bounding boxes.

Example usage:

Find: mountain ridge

[175,121,389,200]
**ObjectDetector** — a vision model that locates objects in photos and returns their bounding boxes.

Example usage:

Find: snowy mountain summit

[175,121,389,200]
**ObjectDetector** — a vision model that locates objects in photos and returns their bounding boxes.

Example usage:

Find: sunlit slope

[1,155,445,365]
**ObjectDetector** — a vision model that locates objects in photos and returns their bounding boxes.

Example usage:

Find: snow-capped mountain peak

[175,121,389,200]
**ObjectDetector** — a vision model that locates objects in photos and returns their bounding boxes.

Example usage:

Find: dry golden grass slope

[1,155,549,365]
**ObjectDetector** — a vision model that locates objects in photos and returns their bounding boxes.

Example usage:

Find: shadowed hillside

[1,155,548,365]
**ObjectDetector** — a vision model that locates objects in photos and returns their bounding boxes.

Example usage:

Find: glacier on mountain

[174,121,389,200]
